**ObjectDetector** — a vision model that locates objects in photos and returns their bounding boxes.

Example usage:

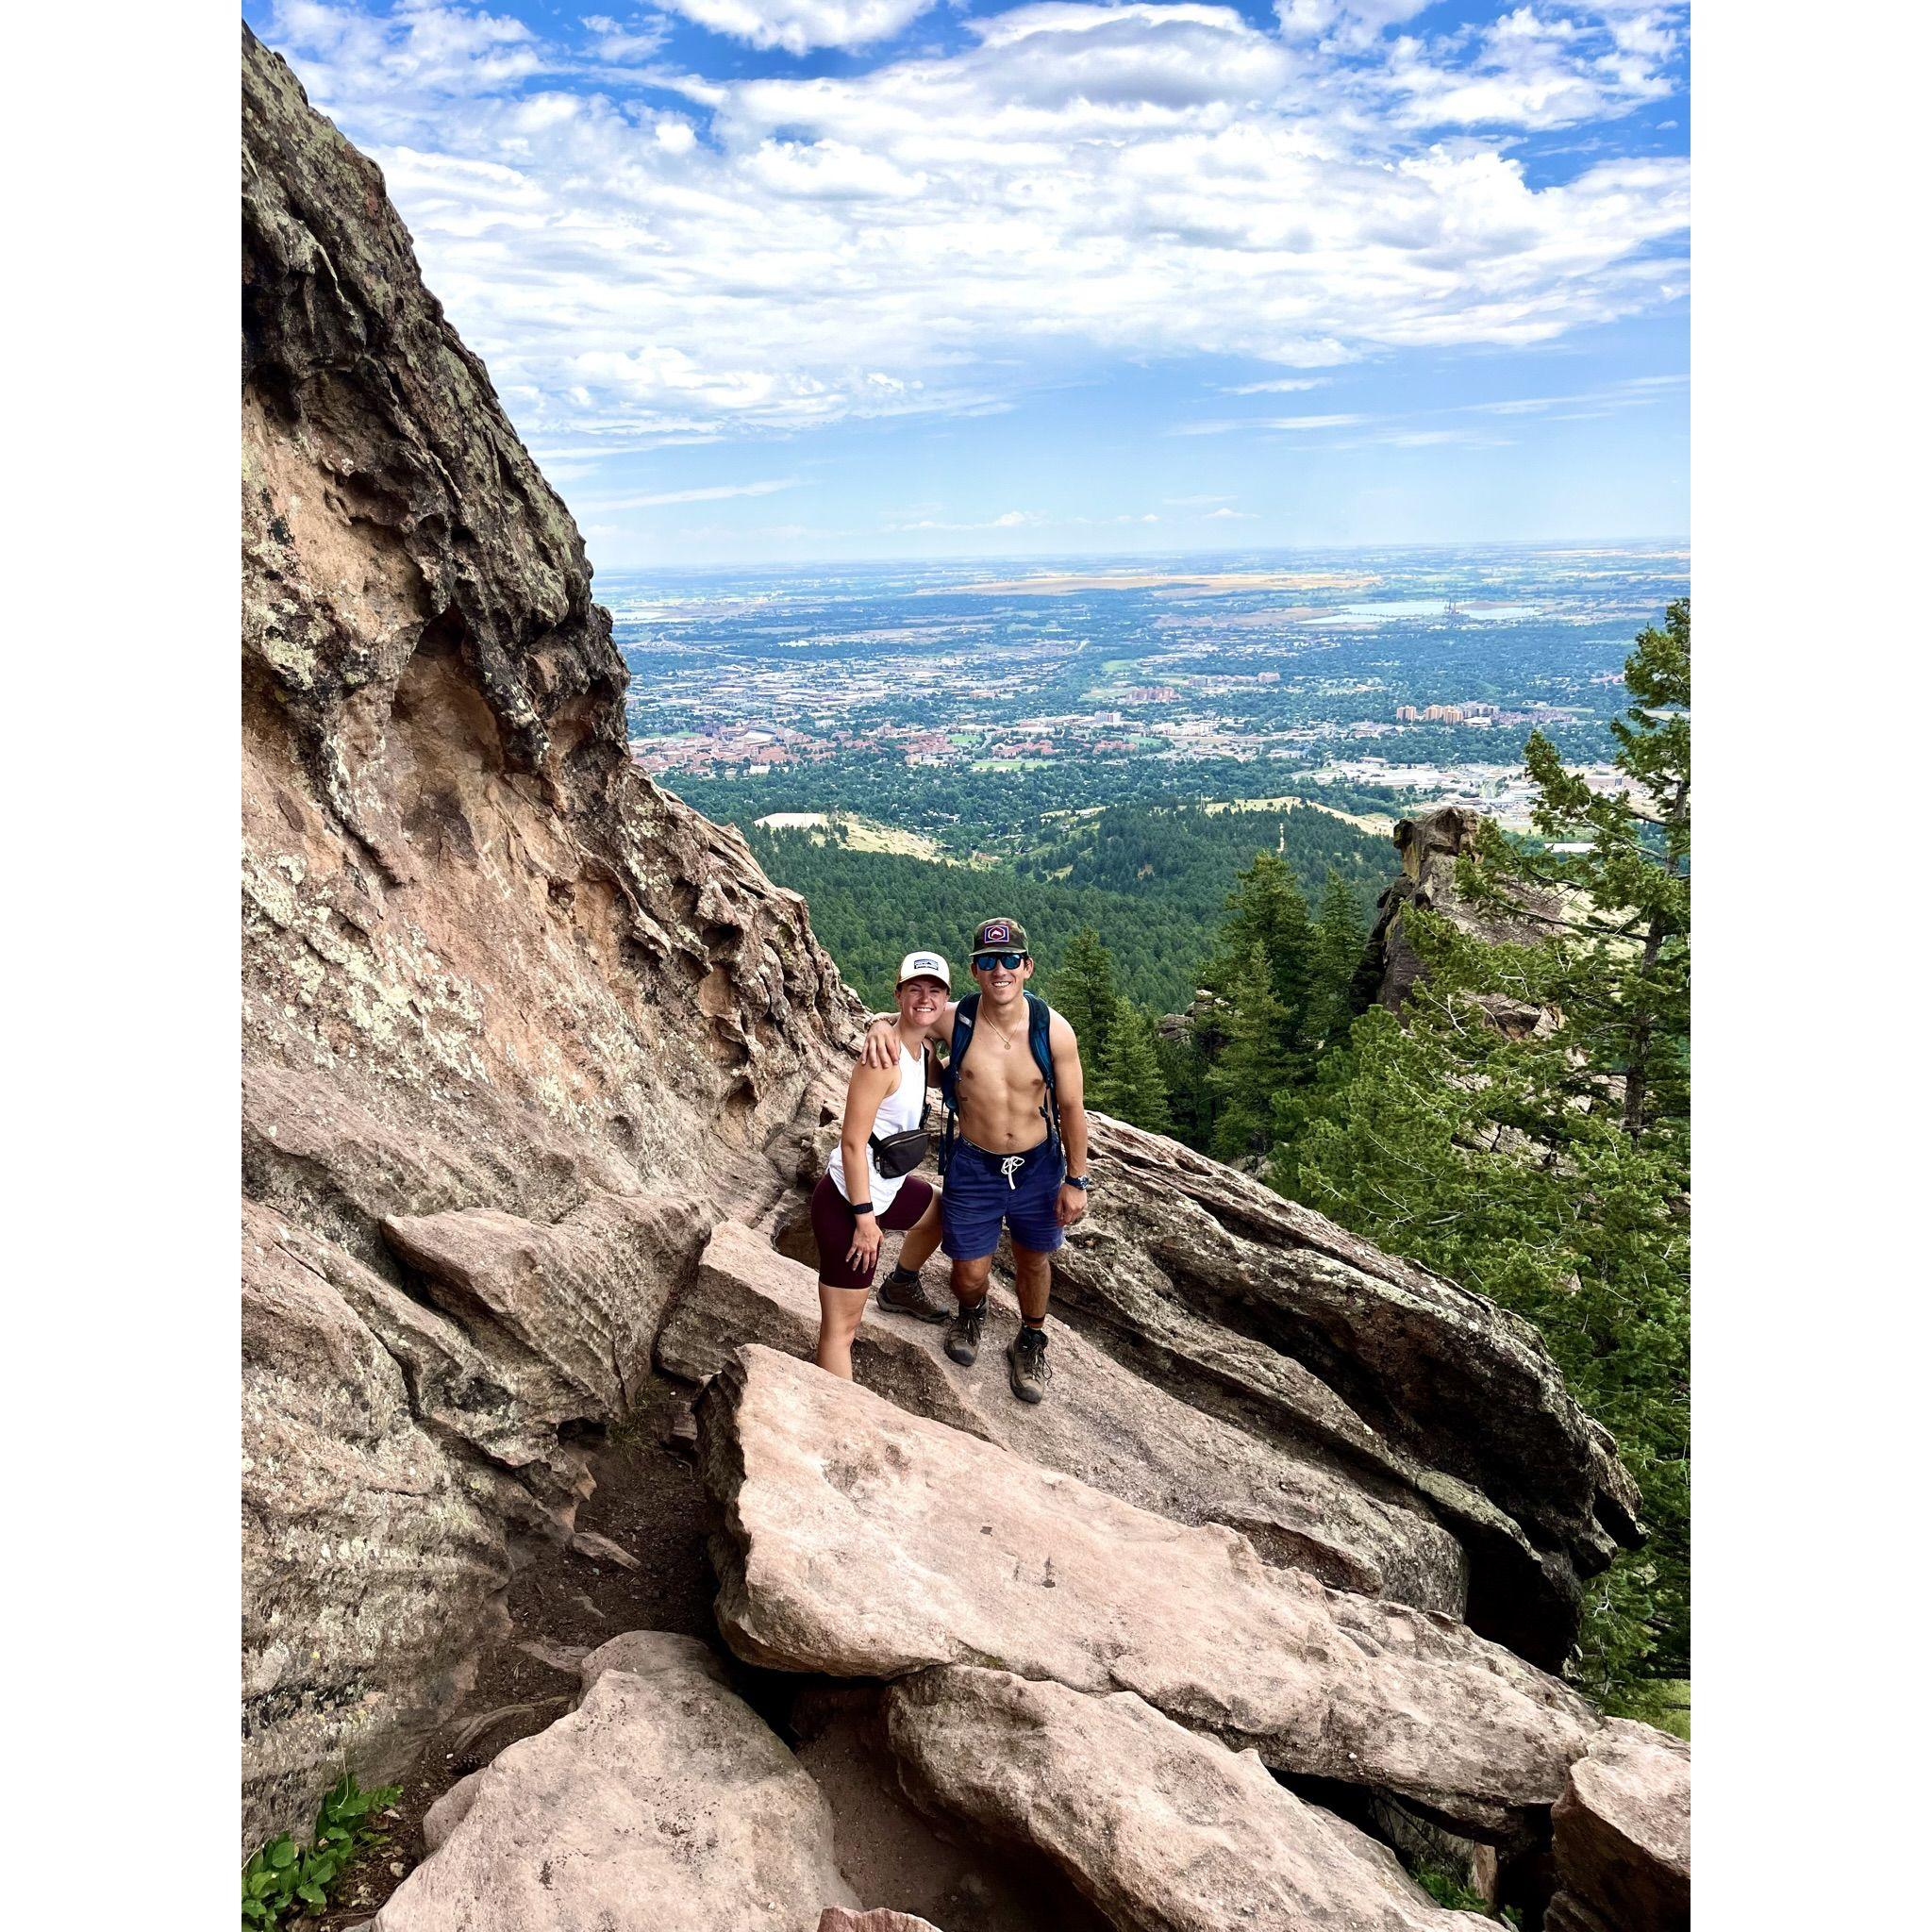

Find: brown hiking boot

[876,1267,951,1324]
[943,1296,989,1365]
[1007,1325,1052,1404]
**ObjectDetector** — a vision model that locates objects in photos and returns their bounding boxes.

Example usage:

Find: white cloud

[577,475,802,509]
[1382,5,1685,130]
[1219,375,1330,394]
[1275,1,1432,50]
[1204,505,1257,518]
[265,2,1689,450]
[581,13,673,63]
[1173,411,1368,435]
[265,0,542,114]
[657,1,939,56]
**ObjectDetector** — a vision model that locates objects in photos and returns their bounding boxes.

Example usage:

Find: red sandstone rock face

[242,25,855,1840]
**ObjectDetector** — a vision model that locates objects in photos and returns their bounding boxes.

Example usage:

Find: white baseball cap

[895,950,951,990]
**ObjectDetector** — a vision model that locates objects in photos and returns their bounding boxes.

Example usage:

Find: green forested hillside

[740,800,1390,1009]
[673,758,1414,857]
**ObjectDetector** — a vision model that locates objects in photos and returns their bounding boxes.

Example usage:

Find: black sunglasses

[973,951,1028,971]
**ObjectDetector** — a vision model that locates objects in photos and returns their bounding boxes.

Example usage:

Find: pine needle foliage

[1275,603,1691,1703]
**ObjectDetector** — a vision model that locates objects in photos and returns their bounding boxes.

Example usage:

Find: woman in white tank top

[811,951,954,1377]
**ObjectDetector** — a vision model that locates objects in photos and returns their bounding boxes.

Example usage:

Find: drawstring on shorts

[999,1155,1025,1190]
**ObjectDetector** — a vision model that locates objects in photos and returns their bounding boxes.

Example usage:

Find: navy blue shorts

[941,1135,1066,1261]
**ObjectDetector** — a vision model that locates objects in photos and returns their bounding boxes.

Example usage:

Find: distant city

[611,544,1686,839]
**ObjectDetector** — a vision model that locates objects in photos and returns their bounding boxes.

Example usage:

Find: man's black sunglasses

[972,950,1028,971]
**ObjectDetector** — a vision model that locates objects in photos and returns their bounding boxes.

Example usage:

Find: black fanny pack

[867,1127,931,1179]
[868,1048,933,1179]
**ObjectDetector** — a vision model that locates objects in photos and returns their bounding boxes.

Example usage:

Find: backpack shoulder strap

[1024,991,1062,1144]
[941,993,979,1108]
[937,993,978,1173]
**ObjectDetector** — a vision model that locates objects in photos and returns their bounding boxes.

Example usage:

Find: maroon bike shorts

[810,1173,934,1291]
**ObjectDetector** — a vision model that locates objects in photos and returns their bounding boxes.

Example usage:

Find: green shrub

[241,1774,402,1929]
[1413,1863,1492,1911]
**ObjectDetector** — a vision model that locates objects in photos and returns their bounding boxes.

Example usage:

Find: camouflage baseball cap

[969,917,1029,958]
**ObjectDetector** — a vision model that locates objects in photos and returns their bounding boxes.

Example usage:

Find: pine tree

[1089,1003,1173,1132]
[1208,851,1317,1039]
[1209,944,1298,1161]
[1274,603,1692,1708]
[1309,867,1369,1049]
[1459,598,1690,1139]
[1154,1002,1218,1148]
[1046,925,1121,1068]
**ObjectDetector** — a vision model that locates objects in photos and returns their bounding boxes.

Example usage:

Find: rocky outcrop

[241,26,1675,1919]
[887,1668,1491,1931]
[373,1632,858,1930]
[1358,804,1565,1018]
[699,1345,1601,1842]
[664,1220,1468,1611]
[1546,1721,1690,1932]
[1053,1116,1641,1666]
[242,25,856,1839]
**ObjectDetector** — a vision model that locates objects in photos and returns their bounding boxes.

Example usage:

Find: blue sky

[244,1,1689,565]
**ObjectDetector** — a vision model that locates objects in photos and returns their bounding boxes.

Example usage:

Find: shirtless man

[864,917,1091,1403]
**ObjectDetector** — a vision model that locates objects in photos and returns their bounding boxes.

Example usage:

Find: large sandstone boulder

[382,1193,707,1426]
[375,1632,857,1930]
[241,25,856,1838]
[663,1221,1468,1611]
[699,1345,1601,1841]
[1054,1114,1641,1667]
[887,1667,1492,1932]
[1546,1719,1690,1932]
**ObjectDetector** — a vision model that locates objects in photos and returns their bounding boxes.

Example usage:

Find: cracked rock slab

[1053,1115,1642,1667]
[698,1345,1601,1841]
[888,1667,1492,1932]
[375,1631,858,1931]
[382,1192,707,1417]
[663,1221,1464,1611]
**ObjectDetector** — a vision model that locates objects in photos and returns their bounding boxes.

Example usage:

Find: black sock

[1022,1314,1047,1334]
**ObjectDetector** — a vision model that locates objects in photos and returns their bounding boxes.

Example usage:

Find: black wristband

[849,1202,874,1216]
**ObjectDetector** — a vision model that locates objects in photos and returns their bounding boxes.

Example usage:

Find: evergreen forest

[742,800,1390,1013]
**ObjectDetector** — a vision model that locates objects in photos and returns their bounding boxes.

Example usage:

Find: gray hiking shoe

[1008,1325,1052,1404]
[943,1297,989,1366]
[876,1267,951,1324]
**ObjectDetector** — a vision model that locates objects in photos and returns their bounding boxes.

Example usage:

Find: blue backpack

[938,991,1060,1173]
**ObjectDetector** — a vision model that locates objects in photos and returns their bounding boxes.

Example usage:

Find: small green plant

[242,1774,402,1928]
[1413,1863,1492,1912]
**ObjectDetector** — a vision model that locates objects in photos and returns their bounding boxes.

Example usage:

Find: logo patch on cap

[981,922,1011,945]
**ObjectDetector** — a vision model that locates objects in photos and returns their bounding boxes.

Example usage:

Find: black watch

[1064,1174,1092,1191]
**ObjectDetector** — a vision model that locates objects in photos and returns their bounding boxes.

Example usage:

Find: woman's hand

[846,1212,882,1272]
